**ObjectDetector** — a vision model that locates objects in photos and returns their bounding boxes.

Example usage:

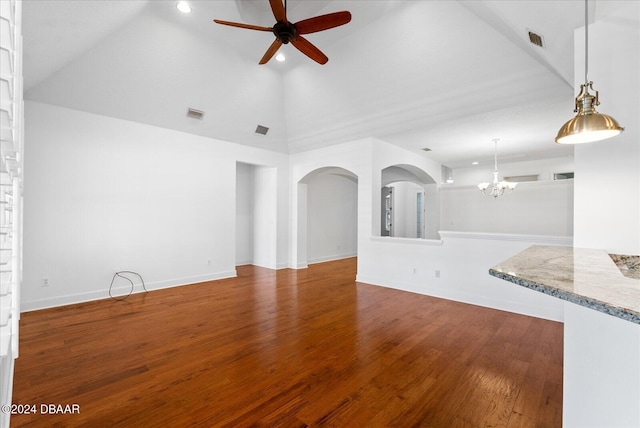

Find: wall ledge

[438,230,573,245]
[440,179,574,191]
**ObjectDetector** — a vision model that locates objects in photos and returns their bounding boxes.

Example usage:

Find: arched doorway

[297,167,358,268]
[381,164,438,239]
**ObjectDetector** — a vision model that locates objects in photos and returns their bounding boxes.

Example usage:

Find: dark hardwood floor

[11,258,563,427]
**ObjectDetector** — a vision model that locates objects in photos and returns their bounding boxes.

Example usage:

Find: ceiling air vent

[528,30,545,48]
[255,125,269,135]
[421,147,432,152]
[186,108,204,120]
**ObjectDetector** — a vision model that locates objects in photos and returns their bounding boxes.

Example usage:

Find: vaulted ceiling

[22,0,639,168]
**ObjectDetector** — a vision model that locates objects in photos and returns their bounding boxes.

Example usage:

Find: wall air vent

[187,108,204,120]
[255,125,269,135]
[554,172,574,180]
[528,30,545,48]
[504,174,539,182]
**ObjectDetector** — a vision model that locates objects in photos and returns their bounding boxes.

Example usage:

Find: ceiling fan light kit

[214,0,351,65]
[176,1,191,14]
[555,0,624,144]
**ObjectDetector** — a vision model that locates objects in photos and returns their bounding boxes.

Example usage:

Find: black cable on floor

[109,271,148,301]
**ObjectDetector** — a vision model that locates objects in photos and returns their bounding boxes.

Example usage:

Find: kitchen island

[491,245,640,427]
[489,245,640,324]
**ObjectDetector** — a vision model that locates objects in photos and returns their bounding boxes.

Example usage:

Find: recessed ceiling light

[472,161,479,165]
[176,1,191,13]
[275,53,286,62]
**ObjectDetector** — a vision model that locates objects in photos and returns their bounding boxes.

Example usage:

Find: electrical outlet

[42,278,49,287]
[435,270,440,278]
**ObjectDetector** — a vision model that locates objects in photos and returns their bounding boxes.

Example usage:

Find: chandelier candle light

[478,139,517,198]
[555,0,624,144]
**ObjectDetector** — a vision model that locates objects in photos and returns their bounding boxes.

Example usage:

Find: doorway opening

[297,167,358,267]
[235,162,278,269]
[381,164,438,239]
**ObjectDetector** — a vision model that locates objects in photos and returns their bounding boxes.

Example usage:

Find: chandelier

[477,139,517,198]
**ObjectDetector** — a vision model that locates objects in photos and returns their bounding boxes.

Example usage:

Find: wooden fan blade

[295,11,352,35]
[269,0,287,23]
[291,36,328,65]
[259,39,283,65]
[213,19,272,32]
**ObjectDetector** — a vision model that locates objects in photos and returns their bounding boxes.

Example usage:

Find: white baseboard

[21,270,238,312]
[307,252,357,265]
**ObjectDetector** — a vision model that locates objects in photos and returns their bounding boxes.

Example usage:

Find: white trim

[369,236,444,246]
[21,270,238,312]
[307,252,357,265]
[438,230,573,245]
[440,179,574,191]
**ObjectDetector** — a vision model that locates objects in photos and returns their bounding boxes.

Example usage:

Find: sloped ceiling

[22,0,639,168]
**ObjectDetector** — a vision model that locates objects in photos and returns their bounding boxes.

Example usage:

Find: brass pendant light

[555,0,624,144]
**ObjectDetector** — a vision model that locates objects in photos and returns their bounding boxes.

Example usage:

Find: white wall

[441,156,575,236]
[573,22,640,255]
[452,157,575,186]
[564,21,640,427]
[235,162,254,265]
[440,180,574,236]
[23,101,289,310]
[253,165,278,269]
[564,303,640,428]
[305,171,358,264]
[357,232,567,322]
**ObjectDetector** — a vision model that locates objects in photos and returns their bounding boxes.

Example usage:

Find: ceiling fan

[213,0,351,65]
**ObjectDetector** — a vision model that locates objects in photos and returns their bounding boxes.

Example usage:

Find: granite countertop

[489,245,640,324]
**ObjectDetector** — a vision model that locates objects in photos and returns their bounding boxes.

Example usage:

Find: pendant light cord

[584,0,589,86]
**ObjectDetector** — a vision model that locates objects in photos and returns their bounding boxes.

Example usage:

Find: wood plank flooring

[10,258,563,427]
